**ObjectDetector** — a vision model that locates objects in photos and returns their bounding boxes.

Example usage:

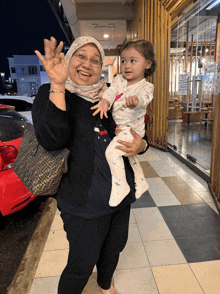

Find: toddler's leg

[106,135,130,207]
[128,155,149,199]
[107,128,149,204]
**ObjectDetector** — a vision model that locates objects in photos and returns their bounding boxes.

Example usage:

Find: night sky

[0,0,69,79]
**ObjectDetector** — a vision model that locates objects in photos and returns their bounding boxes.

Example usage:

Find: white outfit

[103,74,154,207]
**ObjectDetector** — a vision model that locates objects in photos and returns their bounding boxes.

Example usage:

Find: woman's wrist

[50,83,66,92]
[142,140,148,152]
[49,83,66,111]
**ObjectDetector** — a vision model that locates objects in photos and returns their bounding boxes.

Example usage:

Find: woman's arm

[32,84,71,150]
[115,127,148,157]
[33,37,71,150]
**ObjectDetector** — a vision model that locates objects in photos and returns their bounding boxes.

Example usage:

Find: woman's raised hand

[35,37,68,86]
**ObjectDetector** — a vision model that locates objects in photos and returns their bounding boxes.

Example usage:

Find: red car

[0,104,36,216]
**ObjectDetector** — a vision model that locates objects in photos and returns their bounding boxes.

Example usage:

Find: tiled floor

[168,120,213,171]
[29,147,220,294]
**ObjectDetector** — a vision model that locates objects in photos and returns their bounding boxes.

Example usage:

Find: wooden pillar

[215,19,220,63]
[143,0,170,150]
[210,92,220,202]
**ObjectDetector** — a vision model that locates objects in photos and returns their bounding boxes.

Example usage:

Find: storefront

[168,0,219,178]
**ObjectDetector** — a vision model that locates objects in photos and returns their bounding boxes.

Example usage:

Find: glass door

[168,0,218,175]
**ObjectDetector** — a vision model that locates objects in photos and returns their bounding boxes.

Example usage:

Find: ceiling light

[103,34,109,39]
[92,23,98,27]
[108,24,115,27]
[206,0,220,10]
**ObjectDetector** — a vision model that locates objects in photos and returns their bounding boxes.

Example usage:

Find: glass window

[28,66,37,75]
[40,65,45,71]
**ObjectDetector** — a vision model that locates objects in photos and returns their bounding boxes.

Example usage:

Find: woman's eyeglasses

[74,53,102,68]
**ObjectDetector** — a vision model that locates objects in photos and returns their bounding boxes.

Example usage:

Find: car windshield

[0,109,32,142]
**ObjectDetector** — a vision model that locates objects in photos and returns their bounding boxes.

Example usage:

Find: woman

[32,36,148,294]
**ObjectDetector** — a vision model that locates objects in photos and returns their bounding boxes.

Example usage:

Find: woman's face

[68,43,102,86]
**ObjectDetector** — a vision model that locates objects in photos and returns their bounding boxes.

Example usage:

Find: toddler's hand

[91,98,109,119]
[123,95,139,108]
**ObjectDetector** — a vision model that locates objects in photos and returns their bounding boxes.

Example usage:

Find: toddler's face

[121,47,151,86]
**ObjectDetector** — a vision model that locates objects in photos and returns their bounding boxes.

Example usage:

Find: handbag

[12,128,70,196]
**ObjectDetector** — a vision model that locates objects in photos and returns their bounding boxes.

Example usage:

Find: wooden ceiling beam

[160,0,193,21]
[160,0,170,6]
[164,0,178,10]
[167,0,184,13]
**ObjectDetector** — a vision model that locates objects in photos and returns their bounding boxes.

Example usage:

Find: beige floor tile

[114,268,159,294]
[129,209,136,224]
[162,176,186,185]
[175,170,199,182]
[187,181,209,192]
[167,183,195,194]
[152,264,204,294]
[170,165,186,173]
[44,230,69,251]
[190,260,220,294]
[156,170,178,177]
[117,242,150,270]
[127,223,142,243]
[143,240,187,266]
[150,192,181,206]
[148,161,172,171]
[30,273,109,294]
[138,221,174,242]
[50,215,64,231]
[29,276,60,294]
[139,161,159,178]
[35,249,68,278]
[147,178,173,195]
[83,272,100,294]
[137,149,161,162]
[174,192,205,205]
[133,207,164,223]
[196,191,214,203]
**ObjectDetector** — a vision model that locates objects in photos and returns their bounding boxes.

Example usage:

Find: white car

[0,96,34,123]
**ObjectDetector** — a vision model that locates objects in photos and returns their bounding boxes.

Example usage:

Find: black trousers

[58,205,131,294]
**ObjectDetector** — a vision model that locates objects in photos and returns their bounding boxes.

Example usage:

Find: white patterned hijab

[65,36,107,103]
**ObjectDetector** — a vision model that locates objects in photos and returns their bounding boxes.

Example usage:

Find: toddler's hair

[121,39,156,78]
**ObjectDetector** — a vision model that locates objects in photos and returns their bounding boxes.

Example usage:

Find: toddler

[91,39,156,207]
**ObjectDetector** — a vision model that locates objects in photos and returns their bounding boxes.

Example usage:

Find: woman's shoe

[97,285,120,294]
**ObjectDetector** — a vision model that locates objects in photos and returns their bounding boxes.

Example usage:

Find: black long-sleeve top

[32,83,147,218]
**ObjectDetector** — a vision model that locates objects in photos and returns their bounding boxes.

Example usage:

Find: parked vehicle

[0,95,34,123]
[0,105,36,216]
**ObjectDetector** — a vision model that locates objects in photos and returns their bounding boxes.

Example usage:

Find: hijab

[65,36,107,103]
